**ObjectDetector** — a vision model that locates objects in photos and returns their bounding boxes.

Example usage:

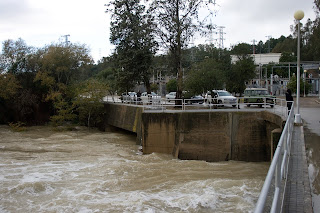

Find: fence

[103,96,291,118]
[254,103,295,212]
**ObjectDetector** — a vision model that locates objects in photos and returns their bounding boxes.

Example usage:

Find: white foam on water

[0,126,268,213]
[9,182,55,196]
[0,206,10,213]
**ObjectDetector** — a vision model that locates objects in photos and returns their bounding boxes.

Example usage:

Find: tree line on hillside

[0,40,106,127]
[1,0,319,127]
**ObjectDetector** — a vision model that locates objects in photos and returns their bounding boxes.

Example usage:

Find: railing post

[273,159,281,211]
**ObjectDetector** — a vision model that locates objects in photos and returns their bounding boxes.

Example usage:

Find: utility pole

[265,35,272,53]
[251,39,256,54]
[62,34,70,46]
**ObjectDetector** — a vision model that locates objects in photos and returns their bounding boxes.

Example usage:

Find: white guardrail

[254,103,295,213]
[103,96,292,118]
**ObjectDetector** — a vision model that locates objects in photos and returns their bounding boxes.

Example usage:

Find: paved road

[298,97,320,212]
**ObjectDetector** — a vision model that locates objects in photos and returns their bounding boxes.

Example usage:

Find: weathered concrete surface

[104,103,143,145]
[103,103,284,162]
[104,103,143,133]
[142,111,283,162]
[141,113,178,154]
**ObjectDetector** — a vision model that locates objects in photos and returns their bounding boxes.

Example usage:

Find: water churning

[0,126,269,212]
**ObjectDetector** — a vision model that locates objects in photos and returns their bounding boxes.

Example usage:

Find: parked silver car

[141,92,161,104]
[120,92,137,103]
[165,92,176,102]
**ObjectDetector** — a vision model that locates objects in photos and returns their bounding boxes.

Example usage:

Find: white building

[231,53,282,65]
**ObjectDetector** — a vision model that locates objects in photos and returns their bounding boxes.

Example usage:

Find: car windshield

[244,89,269,96]
[218,91,232,96]
[253,90,268,95]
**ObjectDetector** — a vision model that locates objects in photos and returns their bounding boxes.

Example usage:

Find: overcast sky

[0,0,316,62]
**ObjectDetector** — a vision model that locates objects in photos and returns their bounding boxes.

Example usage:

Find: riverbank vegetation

[1,0,319,126]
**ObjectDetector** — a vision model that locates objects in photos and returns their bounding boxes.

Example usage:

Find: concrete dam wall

[103,103,284,162]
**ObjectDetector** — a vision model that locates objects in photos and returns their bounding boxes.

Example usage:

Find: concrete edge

[300,126,314,212]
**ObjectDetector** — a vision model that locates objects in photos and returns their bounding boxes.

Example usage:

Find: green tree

[73,79,108,128]
[230,43,252,55]
[49,95,76,127]
[288,2,320,61]
[225,55,256,95]
[271,36,296,53]
[34,43,92,99]
[279,52,296,62]
[107,0,157,93]
[0,39,44,124]
[185,59,225,95]
[166,79,177,92]
[96,67,117,101]
[287,75,312,96]
[0,73,21,100]
[150,0,216,101]
[301,18,320,61]
[0,38,34,74]
[34,43,93,123]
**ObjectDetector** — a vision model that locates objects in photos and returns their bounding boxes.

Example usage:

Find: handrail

[103,96,290,118]
[254,103,295,213]
[143,97,286,114]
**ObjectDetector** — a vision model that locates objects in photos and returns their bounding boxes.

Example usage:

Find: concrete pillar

[271,128,282,160]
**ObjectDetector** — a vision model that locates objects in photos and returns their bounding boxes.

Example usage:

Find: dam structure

[103,102,284,162]
[102,99,314,212]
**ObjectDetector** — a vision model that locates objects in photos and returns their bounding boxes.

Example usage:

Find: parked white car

[141,92,161,104]
[165,92,176,102]
[205,90,237,107]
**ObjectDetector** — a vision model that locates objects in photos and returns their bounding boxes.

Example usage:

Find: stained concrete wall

[103,103,143,145]
[103,103,284,162]
[141,111,283,162]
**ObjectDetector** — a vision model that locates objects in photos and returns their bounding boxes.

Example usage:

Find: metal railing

[254,103,295,212]
[143,97,289,117]
[103,96,291,118]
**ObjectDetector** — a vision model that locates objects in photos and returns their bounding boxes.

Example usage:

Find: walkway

[283,125,313,212]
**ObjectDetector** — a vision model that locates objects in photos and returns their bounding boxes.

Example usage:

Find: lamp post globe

[294,10,304,20]
[294,10,304,124]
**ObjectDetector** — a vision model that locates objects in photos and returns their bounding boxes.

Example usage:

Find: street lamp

[319,66,320,99]
[304,70,307,97]
[318,65,320,99]
[294,10,304,124]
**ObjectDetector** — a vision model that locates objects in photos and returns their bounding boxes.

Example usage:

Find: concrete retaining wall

[103,103,284,162]
[104,103,143,133]
[142,111,283,162]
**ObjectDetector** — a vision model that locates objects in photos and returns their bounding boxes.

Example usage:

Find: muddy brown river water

[0,125,269,213]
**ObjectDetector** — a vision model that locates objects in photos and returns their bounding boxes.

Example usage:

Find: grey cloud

[0,0,33,23]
